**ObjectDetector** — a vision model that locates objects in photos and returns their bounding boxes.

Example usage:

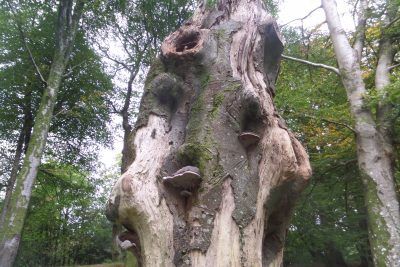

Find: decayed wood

[107,0,311,266]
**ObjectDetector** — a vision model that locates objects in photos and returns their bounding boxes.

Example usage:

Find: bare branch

[110,101,122,114]
[93,38,132,71]
[53,108,68,118]
[388,63,400,71]
[6,0,47,85]
[63,61,87,78]
[24,42,47,84]
[304,114,356,133]
[386,16,400,29]
[282,54,340,75]
[280,6,322,28]
[102,98,122,114]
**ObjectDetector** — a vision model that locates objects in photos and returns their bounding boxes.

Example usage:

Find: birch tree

[321,1,399,265]
[0,1,85,266]
[283,0,400,265]
[106,0,311,266]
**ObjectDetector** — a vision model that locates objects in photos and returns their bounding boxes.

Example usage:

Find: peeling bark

[107,0,311,266]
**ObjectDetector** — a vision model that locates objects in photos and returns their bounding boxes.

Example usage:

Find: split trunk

[107,0,311,266]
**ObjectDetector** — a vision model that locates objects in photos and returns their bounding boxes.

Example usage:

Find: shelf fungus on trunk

[238,132,261,148]
[163,166,202,192]
[118,230,142,265]
[106,0,311,266]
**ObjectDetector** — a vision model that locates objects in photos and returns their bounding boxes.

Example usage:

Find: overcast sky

[279,0,354,31]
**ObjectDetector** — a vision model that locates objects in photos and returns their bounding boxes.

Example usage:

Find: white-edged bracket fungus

[119,239,136,250]
[163,166,202,190]
[238,132,260,148]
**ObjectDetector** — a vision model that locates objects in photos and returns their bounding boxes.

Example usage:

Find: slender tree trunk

[0,1,84,266]
[321,0,400,266]
[0,88,33,228]
[121,72,136,174]
[375,8,396,164]
[0,130,25,228]
[117,71,138,262]
[120,48,147,174]
[106,0,311,266]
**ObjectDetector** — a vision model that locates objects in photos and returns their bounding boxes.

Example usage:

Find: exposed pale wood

[108,1,311,266]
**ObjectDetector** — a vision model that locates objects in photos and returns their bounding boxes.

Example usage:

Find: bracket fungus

[163,166,202,190]
[119,239,136,250]
[106,0,312,264]
[238,132,261,148]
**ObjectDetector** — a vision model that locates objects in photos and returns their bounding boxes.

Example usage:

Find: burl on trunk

[106,0,311,266]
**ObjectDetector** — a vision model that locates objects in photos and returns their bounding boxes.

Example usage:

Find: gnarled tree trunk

[106,0,311,266]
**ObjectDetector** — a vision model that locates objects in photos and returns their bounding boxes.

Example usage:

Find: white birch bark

[321,0,400,265]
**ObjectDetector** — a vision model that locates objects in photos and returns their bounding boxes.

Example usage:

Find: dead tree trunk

[106,0,311,266]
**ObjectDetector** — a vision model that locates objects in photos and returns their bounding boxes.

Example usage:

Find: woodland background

[0,0,398,266]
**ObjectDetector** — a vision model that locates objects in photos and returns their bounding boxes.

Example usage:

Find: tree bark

[121,72,137,174]
[106,1,311,266]
[321,0,400,266]
[0,1,84,266]
[0,87,33,228]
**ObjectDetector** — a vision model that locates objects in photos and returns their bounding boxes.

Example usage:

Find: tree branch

[304,114,356,133]
[24,41,47,84]
[352,0,368,60]
[111,102,122,114]
[282,55,340,75]
[388,63,400,71]
[63,61,87,78]
[386,15,400,29]
[280,6,322,28]
[6,0,47,85]
[102,98,122,115]
[93,37,132,71]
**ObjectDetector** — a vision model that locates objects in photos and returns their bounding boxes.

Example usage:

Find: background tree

[0,0,88,265]
[0,0,113,227]
[276,28,374,266]
[281,0,400,265]
[321,0,399,265]
[15,162,113,266]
